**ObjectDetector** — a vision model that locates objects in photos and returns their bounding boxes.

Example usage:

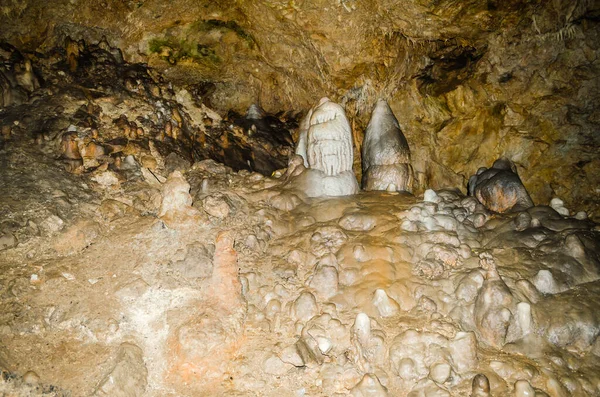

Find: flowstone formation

[291,97,359,197]
[2,100,600,395]
[362,99,413,193]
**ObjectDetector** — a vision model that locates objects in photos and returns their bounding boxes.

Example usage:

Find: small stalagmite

[471,374,491,397]
[362,99,413,192]
[65,36,80,73]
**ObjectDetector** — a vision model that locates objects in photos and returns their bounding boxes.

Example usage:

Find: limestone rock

[94,343,147,397]
[471,374,491,397]
[159,171,203,227]
[292,291,318,323]
[159,171,193,217]
[0,233,16,250]
[468,158,534,213]
[514,380,536,396]
[173,243,214,280]
[350,373,388,397]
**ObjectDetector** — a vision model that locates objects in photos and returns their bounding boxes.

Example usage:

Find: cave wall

[1,0,599,214]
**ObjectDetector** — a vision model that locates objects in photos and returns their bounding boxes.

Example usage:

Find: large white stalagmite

[361,99,413,192]
[291,97,359,197]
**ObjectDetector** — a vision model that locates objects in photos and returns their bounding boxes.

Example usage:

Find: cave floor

[1,135,600,397]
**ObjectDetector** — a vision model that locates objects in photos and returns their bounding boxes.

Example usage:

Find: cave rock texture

[1,0,600,396]
[2,0,598,212]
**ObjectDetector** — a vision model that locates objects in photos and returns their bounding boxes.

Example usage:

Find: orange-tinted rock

[468,158,534,213]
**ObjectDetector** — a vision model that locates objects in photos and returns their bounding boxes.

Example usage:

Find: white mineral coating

[555,207,569,216]
[269,192,302,211]
[516,302,532,336]
[353,244,369,262]
[290,98,359,197]
[239,275,249,296]
[401,220,418,232]
[307,98,353,175]
[390,330,450,379]
[422,216,438,231]
[433,214,458,231]
[159,171,193,217]
[448,332,478,373]
[292,291,318,323]
[352,313,371,346]
[471,374,491,397]
[39,214,65,234]
[563,234,586,259]
[339,268,360,286]
[397,357,418,381]
[23,371,40,385]
[514,380,536,396]
[292,168,359,198]
[424,189,441,203]
[316,337,333,354]
[295,107,312,168]
[408,379,450,397]
[532,270,558,294]
[429,362,451,384]
[549,198,569,216]
[308,265,339,299]
[92,170,120,187]
[265,299,282,321]
[361,99,412,192]
[575,211,588,220]
[350,373,388,397]
[279,344,305,367]
[339,213,378,232]
[318,253,339,269]
[301,314,350,360]
[263,354,291,375]
[372,289,400,317]
[246,103,266,120]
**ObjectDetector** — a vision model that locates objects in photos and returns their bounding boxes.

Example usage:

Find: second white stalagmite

[361,99,413,192]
